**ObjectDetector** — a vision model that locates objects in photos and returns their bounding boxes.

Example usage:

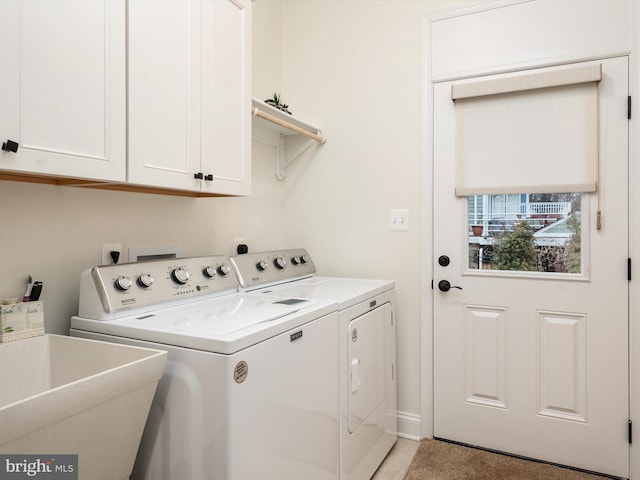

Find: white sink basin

[0,334,167,480]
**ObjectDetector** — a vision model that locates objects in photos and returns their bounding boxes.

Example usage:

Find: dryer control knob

[256,260,268,271]
[291,256,301,265]
[137,273,154,288]
[217,263,231,276]
[171,267,190,285]
[203,266,216,278]
[114,276,133,291]
[300,254,309,264]
[274,256,287,269]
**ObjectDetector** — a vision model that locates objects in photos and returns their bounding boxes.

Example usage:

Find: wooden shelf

[251,98,325,145]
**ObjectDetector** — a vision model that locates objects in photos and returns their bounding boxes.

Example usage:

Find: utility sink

[0,334,167,480]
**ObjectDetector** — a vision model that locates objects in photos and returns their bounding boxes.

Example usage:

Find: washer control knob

[300,254,309,264]
[217,263,231,276]
[171,267,190,285]
[137,273,154,288]
[203,266,216,278]
[273,256,287,270]
[114,276,133,291]
[291,256,301,265]
[256,260,268,271]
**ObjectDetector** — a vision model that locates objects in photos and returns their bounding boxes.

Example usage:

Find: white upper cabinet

[0,0,126,181]
[201,0,251,196]
[128,0,251,196]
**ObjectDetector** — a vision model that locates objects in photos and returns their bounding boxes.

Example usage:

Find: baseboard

[397,411,421,441]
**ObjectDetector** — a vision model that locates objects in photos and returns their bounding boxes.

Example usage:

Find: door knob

[438,280,462,292]
[438,255,450,267]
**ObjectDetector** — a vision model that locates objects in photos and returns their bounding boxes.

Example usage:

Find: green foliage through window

[566,214,581,273]
[493,221,537,271]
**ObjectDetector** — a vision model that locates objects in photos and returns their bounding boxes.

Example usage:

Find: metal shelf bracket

[275,134,319,181]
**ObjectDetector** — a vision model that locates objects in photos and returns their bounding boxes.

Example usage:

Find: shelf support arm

[275,134,319,181]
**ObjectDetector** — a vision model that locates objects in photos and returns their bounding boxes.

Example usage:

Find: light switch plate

[389,209,409,231]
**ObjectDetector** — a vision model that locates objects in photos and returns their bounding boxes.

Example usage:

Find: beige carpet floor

[403,439,612,480]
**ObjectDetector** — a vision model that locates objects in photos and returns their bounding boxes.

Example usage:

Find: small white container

[0,301,44,342]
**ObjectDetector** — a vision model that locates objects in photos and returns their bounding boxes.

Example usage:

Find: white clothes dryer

[70,255,340,480]
[230,249,398,480]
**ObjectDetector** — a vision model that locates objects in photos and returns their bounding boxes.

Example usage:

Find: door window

[468,192,581,273]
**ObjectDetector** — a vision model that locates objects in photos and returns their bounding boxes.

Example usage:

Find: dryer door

[348,302,392,433]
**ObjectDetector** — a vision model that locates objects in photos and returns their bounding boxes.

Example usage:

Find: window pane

[468,193,581,274]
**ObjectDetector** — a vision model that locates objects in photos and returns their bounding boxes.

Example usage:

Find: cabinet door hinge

[628,96,632,120]
[629,420,633,444]
[628,258,632,281]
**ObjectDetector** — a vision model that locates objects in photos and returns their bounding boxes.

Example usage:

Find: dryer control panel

[230,248,316,290]
[78,256,239,319]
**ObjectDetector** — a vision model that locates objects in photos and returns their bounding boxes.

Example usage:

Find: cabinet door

[128,0,202,191]
[201,0,252,196]
[0,0,125,181]
[129,0,251,195]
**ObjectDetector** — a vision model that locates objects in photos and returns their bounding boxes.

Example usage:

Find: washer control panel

[79,256,238,318]
[229,248,316,289]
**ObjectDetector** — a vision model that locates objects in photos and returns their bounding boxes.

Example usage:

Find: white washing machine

[230,249,397,480]
[70,255,340,480]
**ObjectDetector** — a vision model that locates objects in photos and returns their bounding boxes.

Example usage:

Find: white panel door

[433,57,629,477]
[0,0,125,181]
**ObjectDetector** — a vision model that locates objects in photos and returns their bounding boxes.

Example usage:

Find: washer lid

[71,293,336,354]
[136,294,316,335]
[253,276,394,310]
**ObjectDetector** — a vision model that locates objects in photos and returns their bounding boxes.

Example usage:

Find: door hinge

[629,420,633,444]
[628,96,632,120]
[628,258,632,281]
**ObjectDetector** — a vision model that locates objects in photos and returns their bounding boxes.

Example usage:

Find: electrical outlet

[101,243,123,265]
[389,209,409,231]
[233,237,247,255]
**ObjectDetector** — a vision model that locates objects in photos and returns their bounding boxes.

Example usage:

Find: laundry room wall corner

[275,0,477,439]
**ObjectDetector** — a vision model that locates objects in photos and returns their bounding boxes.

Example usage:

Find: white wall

[0,182,209,331]
[271,0,475,431]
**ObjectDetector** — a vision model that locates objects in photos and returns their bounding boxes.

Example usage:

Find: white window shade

[453,64,601,196]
